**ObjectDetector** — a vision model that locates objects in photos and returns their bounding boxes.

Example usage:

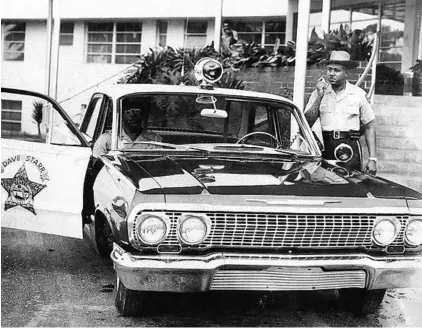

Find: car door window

[99,97,113,135]
[80,95,104,140]
[2,90,82,146]
[2,95,47,143]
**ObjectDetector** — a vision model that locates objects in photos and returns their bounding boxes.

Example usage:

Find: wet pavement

[2,228,422,327]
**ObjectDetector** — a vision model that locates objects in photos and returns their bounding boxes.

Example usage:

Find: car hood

[105,153,422,201]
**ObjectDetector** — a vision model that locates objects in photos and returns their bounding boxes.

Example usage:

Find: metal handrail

[356,32,380,102]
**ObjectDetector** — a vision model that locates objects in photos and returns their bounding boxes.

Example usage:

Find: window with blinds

[2,22,26,61]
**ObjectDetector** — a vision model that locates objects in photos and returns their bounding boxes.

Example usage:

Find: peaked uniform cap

[322,50,358,69]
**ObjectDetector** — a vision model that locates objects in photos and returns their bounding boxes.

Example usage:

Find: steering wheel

[236,132,279,148]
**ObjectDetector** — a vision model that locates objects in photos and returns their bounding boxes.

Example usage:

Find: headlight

[372,218,400,246]
[405,219,422,246]
[179,215,210,245]
[137,214,168,245]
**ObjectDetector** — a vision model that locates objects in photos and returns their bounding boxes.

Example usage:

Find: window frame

[224,19,286,48]
[59,22,75,46]
[1,99,22,132]
[2,22,26,62]
[184,20,208,49]
[157,20,168,47]
[1,87,89,147]
[79,94,106,141]
[306,2,405,70]
[263,20,286,48]
[86,21,142,64]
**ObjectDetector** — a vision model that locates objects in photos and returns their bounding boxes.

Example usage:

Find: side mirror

[200,108,228,118]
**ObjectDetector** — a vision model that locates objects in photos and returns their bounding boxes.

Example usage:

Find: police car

[2,59,422,317]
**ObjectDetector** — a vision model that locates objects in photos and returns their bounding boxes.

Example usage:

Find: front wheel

[115,277,158,317]
[96,215,114,258]
[338,288,386,316]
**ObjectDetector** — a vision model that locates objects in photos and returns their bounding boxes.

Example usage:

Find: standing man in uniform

[304,50,377,175]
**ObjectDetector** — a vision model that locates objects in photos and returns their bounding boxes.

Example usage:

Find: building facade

[1,0,421,135]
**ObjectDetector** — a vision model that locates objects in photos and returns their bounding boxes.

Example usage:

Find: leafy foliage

[118,43,244,90]
[32,101,43,136]
[119,24,372,89]
[221,25,373,69]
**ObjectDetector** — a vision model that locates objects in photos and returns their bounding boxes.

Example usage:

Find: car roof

[95,84,297,108]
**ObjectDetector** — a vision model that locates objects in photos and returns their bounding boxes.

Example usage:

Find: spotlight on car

[194,58,223,85]
[179,215,210,245]
[137,214,168,245]
[372,218,400,246]
[405,218,422,247]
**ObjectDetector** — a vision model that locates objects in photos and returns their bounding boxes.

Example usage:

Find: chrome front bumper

[111,243,422,292]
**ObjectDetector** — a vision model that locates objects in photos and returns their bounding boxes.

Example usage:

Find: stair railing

[355,32,380,104]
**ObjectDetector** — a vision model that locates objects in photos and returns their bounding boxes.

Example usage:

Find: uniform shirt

[93,129,162,157]
[304,81,375,131]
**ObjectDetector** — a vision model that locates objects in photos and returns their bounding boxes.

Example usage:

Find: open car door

[1,88,91,238]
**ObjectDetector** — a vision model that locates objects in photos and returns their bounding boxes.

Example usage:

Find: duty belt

[322,130,361,140]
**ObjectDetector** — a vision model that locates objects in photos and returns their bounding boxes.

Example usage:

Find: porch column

[285,0,297,43]
[293,0,311,111]
[419,13,422,59]
[321,0,331,35]
[45,0,53,96]
[214,0,223,51]
[47,0,60,144]
[402,0,422,73]
[50,0,60,99]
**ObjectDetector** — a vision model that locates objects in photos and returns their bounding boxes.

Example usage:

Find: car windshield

[116,93,314,156]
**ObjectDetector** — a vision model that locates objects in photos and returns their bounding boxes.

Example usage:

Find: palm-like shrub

[32,101,43,136]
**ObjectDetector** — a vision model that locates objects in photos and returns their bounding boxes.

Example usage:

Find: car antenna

[180,17,189,86]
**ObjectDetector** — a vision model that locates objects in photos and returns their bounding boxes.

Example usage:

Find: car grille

[209,268,367,290]
[136,211,409,251]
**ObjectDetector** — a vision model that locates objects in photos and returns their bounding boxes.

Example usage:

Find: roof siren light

[194,58,224,89]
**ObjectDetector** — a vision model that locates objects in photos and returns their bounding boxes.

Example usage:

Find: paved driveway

[2,228,421,327]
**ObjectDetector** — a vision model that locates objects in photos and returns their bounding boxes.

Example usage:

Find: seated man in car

[93,98,162,157]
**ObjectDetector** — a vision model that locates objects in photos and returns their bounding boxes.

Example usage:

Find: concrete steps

[377,161,422,175]
[373,95,422,110]
[375,115,420,127]
[376,125,422,139]
[369,95,422,193]
[377,148,422,163]
[377,136,422,150]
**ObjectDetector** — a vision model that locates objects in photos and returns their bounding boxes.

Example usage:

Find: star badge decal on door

[1,163,46,215]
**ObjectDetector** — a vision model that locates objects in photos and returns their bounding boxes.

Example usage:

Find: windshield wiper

[122,141,187,150]
[275,148,320,160]
[122,141,209,155]
[211,144,315,160]
[213,144,265,151]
